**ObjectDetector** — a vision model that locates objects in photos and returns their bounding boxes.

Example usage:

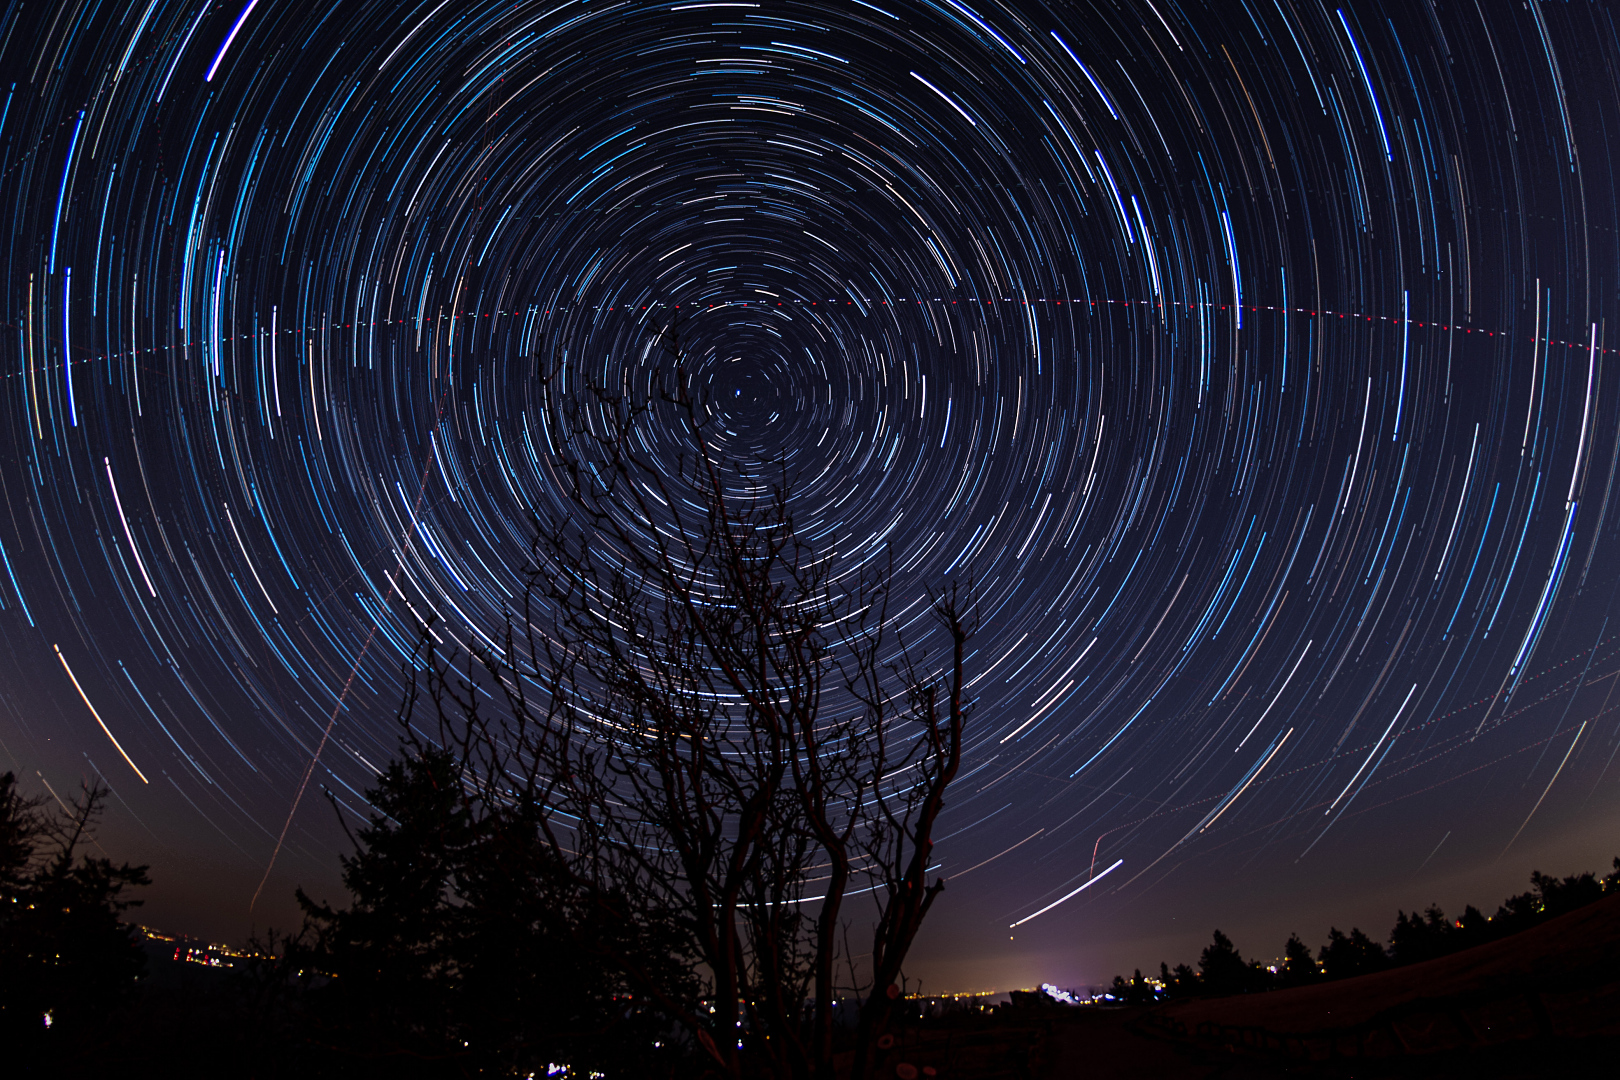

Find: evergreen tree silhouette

[1389,905,1453,965]
[1317,926,1387,980]
[1198,929,1251,995]
[1279,932,1318,987]
[297,747,683,1077]
[1531,869,1603,917]
[0,775,149,1061]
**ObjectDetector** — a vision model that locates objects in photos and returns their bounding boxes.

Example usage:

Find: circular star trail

[4,0,1620,979]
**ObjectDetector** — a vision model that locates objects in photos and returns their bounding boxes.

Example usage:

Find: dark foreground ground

[28,890,1620,1077]
[882,890,1620,1079]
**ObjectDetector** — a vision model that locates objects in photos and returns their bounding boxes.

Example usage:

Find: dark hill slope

[1121,889,1620,1071]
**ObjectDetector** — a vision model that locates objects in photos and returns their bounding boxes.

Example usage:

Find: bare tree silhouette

[349,324,975,1080]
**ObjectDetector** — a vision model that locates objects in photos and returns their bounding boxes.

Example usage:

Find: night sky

[4,0,1620,992]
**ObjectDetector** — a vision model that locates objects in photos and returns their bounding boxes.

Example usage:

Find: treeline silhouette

[0,772,151,1061]
[7,751,1618,1077]
[286,744,689,1078]
[1,760,684,1078]
[0,733,962,1079]
[1108,857,1620,1004]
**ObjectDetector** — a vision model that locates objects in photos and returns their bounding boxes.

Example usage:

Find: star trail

[4,0,1620,986]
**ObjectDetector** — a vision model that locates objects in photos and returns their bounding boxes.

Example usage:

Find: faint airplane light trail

[952,828,1044,877]
[251,418,447,912]
[249,574,392,913]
